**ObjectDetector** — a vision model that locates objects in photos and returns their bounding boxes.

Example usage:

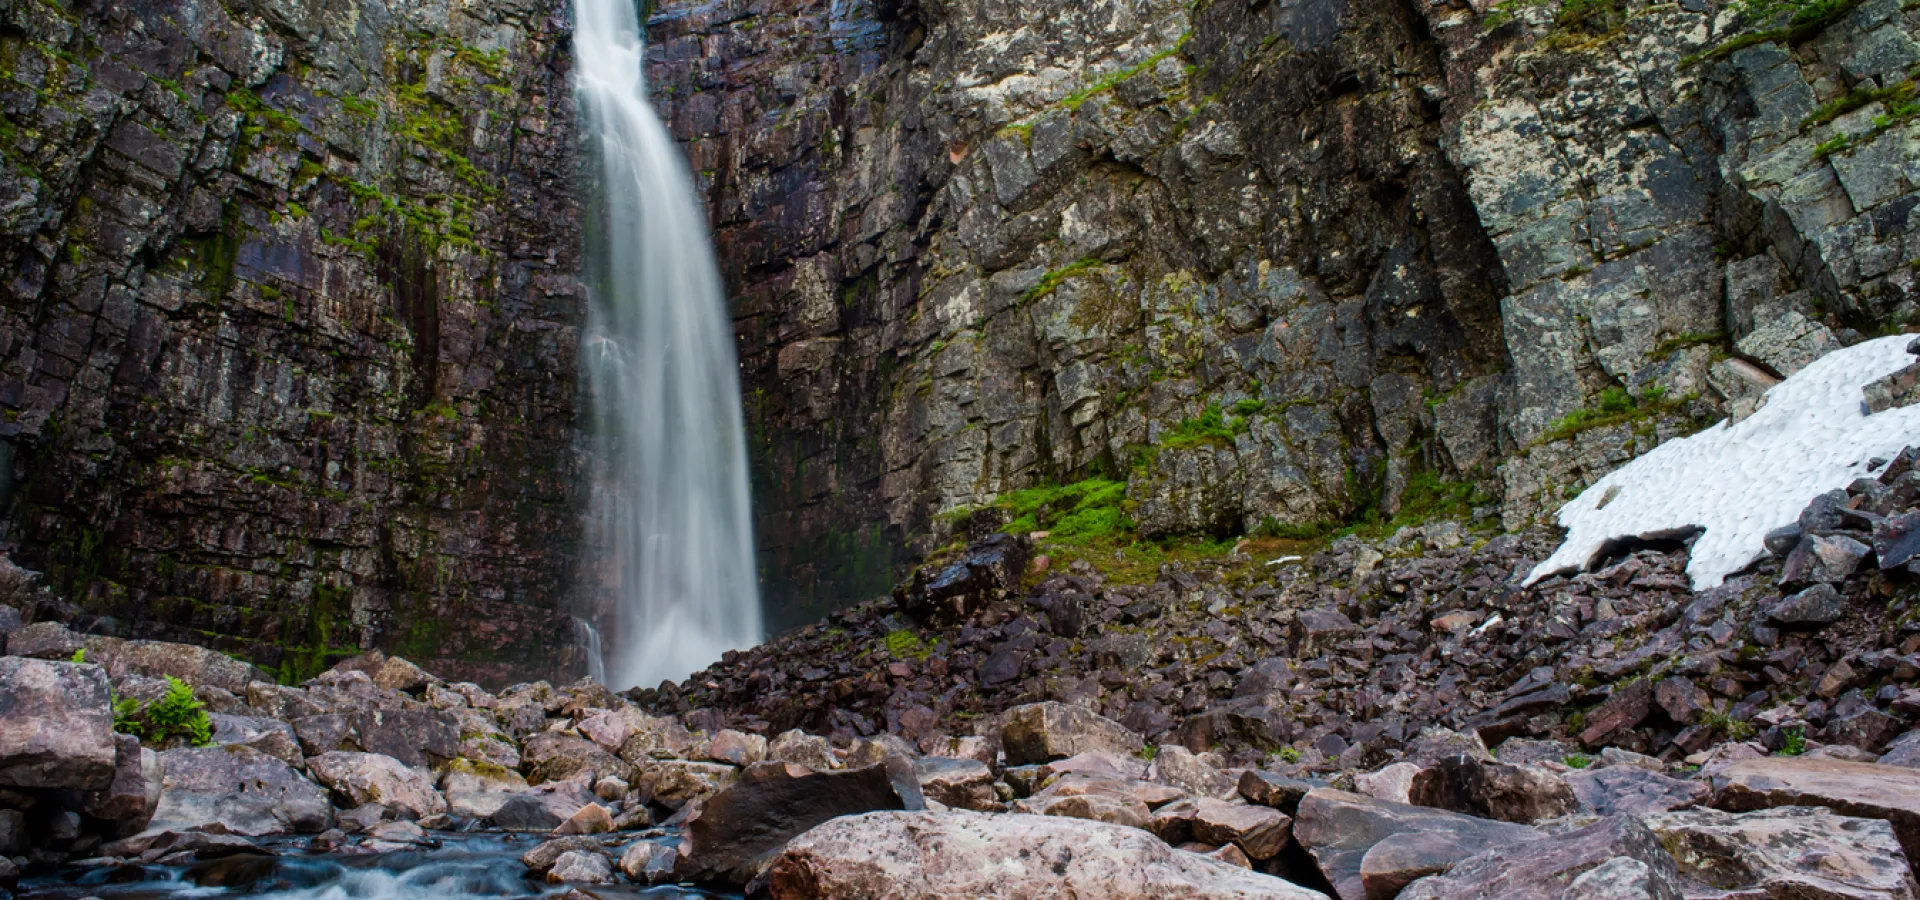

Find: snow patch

[1528,335,1920,590]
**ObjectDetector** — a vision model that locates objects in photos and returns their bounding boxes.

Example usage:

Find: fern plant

[113,676,213,747]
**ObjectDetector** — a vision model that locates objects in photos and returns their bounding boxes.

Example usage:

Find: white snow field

[1527,334,1920,590]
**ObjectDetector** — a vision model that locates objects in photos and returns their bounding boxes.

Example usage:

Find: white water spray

[573,0,762,689]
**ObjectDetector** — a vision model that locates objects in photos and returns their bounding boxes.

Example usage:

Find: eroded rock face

[0,0,587,685]
[765,809,1325,899]
[0,658,117,791]
[147,746,333,836]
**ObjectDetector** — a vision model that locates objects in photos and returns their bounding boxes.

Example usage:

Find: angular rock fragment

[307,751,447,819]
[147,746,333,836]
[0,658,118,791]
[1000,701,1141,764]
[1565,765,1707,816]
[1293,788,1541,900]
[1711,757,1920,862]
[1645,806,1918,900]
[675,760,923,883]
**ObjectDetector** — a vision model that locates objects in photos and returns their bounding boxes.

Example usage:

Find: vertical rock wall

[651,0,1918,624]
[0,0,589,683]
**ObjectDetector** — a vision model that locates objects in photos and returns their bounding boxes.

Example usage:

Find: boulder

[146,745,333,836]
[1565,765,1708,816]
[370,657,434,693]
[555,802,614,835]
[843,733,919,769]
[1579,681,1653,748]
[894,534,1030,622]
[913,756,998,811]
[1356,762,1421,803]
[437,757,533,818]
[1150,745,1236,797]
[1880,731,1920,769]
[1190,798,1292,860]
[491,780,599,832]
[1000,702,1142,764]
[1293,788,1541,900]
[704,729,769,766]
[1765,584,1847,627]
[1239,770,1315,814]
[524,733,630,786]
[1712,758,1920,862]
[1397,816,1685,900]
[350,710,460,768]
[638,759,738,809]
[306,751,447,819]
[0,658,117,790]
[768,729,837,771]
[765,809,1324,899]
[7,621,84,659]
[619,839,678,882]
[207,714,303,768]
[547,849,614,884]
[83,733,160,830]
[1292,608,1361,657]
[1409,756,1578,824]
[246,683,326,721]
[675,760,924,883]
[1645,806,1918,900]
[94,639,271,694]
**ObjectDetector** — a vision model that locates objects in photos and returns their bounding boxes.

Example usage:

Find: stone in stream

[619,839,678,882]
[1292,788,1542,900]
[1565,765,1708,816]
[1397,816,1685,900]
[546,849,614,884]
[1711,757,1920,863]
[306,751,447,819]
[1645,806,1918,900]
[555,802,614,835]
[0,658,117,790]
[146,745,334,836]
[764,809,1324,899]
[674,759,925,884]
[999,701,1142,764]
[522,835,604,872]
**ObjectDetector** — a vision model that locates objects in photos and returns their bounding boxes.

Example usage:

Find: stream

[17,835,738,900]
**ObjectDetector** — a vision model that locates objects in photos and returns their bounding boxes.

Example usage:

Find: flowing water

[20,834,735,900]
[572,0,763,689]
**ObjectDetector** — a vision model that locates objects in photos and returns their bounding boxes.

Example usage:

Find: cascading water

[572,0,762,690]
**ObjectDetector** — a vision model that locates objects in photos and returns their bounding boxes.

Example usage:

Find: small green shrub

[69,648,85,663]
[999,479,1131,540]
[1778,727,1806,756]
[1162,403,1247,450]
[115,676,213,747]
[1563,752,1593,769]
[1278,746,1303,764]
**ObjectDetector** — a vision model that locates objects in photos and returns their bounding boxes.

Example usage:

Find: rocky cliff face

[0,0,589,683]
[651,0,1918,620]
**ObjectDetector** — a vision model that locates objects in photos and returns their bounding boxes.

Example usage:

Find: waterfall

[572,0,763,690]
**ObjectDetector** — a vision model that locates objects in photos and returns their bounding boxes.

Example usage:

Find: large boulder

[291,709,459,768]
[83,733,161,831]
[1408,756,1577,824]
[307,751,447,819]
[91,639,271,694]
[1000,702,1142,765]
[1645,806,1918,900]
[1397,816,1685,900]
[676,760,924,883]
[146,745,333,836]
[523,733,631,786]
[637,759,739,809]
[439,757,533,819]
[489,779,599,832]
[1293,788,1541,900]
[0,658,117,790]
[1711,758,1920,862]
[765,809,1323,899]
[1565,765,1708,817]
[894,534,1030,623]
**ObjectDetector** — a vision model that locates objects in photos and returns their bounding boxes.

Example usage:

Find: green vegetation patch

[999,478,1131,540]
[1539,385,1687,443]
[114,676,213,747]
[1682,0,1866,66]
[1023,258,1104,305]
